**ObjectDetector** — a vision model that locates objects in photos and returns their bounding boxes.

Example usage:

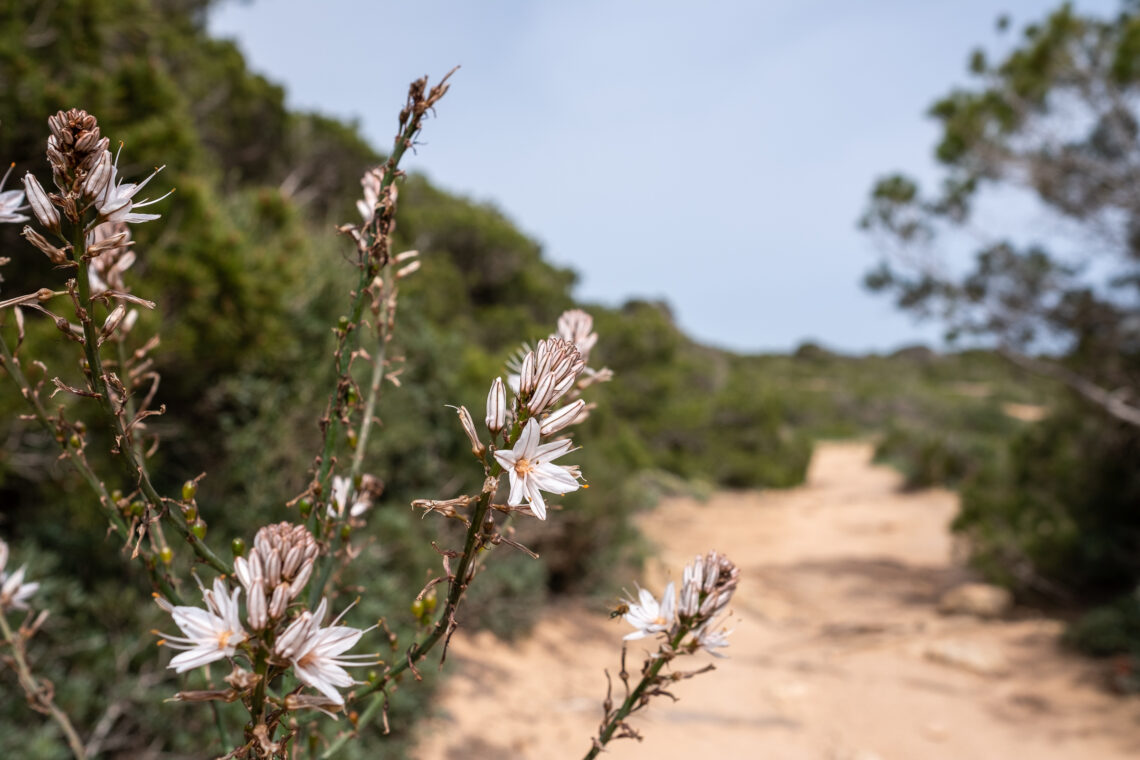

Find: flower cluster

[622,550,739,656]
[155,523,375,709]
[0,540,39,613]
[234,522,319,630]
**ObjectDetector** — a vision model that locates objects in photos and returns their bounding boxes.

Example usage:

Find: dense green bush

[955,401,1140,599]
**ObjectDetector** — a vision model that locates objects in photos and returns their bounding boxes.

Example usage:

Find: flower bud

[182,480,197,501]
[526,373,556,414]
[22,174,59,232]
[79,150,112,202]
[485,377,506,433]
[396,260,420,279]
[100,304,127,339]
[247,583,267,630]
[539,399,587,436]
[268,583,290,619]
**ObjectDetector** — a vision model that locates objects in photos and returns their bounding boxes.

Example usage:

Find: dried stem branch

[0,611,87,760]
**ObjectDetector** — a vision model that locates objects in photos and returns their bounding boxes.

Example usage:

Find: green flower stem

[583,628,690,760]
[306,273,392,611]
[349,281,391,486]
[319,472,500,759]
[309,114,425,538]
[0,610,88,760]
[70,228,228,575]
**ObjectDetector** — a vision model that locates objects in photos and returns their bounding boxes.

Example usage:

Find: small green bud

[159,546,173,565]
[346,386,358,405]
[337,315,349,330]
[181,480,197,501]
[231,538,246,557]
[411,598,425,619]
[111,489,123,502]
[191,520,207,540]
[130,501,145,517]
[423,591,438,615]
[298,498,312,518]
[68,434,81,448]
[183,506,198,522]
[340,524,351,542]
[367,670,379,683]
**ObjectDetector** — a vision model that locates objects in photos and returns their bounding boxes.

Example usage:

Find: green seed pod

[411,598,425,619]
[298,499,312,518]
[424,591,438,614]
[68,434,81,448]
[231,538,246,557]
[130,501,145,517]
[191,520,207,540]
[181,480,197,501]
[337,315,349,330]
[159,546,173,565]
[339,524,351,542]
[345,386,358,405]
[183,506,198,522]
[111,489,123,502]
[346,428,358,450]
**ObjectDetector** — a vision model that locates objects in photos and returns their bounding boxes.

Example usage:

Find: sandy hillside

[412,442,1140,760]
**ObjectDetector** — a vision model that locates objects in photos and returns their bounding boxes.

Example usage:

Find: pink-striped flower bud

[80,150,113,202]
[268,583,290,619]
[485,377,506,433]
[22,173,59,232]
[247,582,267,630]
[539,399,587,436]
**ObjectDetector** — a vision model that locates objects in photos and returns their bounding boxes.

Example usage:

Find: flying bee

[609,602,629,619]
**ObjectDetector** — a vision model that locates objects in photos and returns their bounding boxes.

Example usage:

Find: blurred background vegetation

[0,0,1136,757]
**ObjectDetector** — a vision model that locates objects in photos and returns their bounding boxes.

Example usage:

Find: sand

[412,441,1140,760]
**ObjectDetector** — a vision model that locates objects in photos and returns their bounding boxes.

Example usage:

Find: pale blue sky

[209,0,1117,353]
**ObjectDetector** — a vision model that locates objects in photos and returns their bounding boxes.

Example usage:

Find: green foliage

[1065,594,1140,657]
[955,401,1140,597]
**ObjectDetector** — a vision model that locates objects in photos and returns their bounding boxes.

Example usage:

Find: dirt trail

[413,442,1139,760]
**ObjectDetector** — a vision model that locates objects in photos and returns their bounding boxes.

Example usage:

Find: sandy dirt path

[413,442,1140,759]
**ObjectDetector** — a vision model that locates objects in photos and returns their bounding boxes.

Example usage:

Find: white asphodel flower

[94,148,169,225]
[328,475,370,518]
[623,582,677,641]
[0,163,29,224]
[275,598,376,706]
[0,540,39,612]
[492,418,582,520]
[154,577,247,673]
[695,618,734,657]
